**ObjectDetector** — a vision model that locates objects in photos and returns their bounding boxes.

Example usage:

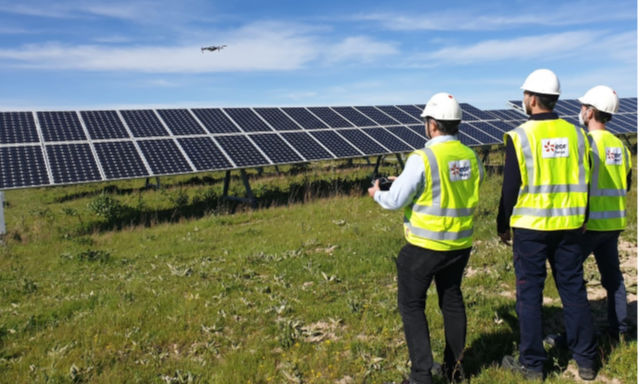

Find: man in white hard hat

[497,69,598,381]
[369,92,484,384]
[579,86,632,339]
[545,85,634,351]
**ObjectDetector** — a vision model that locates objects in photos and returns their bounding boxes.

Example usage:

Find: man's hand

[498,230,512,246]
[368,179,379,198]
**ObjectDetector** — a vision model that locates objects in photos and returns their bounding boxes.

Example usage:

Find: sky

[0,0,636,111]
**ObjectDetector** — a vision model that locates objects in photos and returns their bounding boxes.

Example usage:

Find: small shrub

[88,193,123,222]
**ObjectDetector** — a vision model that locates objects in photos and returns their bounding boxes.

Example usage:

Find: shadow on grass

[466,298,638,380]
[75,173,373,234]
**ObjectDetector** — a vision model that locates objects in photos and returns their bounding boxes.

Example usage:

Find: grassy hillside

[0,159,636,383]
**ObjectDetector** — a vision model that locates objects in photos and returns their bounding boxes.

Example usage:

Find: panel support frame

[222,169,257,209]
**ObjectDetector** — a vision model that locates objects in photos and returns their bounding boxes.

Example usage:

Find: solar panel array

[0,99,635,190]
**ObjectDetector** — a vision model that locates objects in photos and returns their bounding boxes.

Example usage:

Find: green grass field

[0,158,636,383]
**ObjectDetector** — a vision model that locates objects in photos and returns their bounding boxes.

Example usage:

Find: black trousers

[396,243,471,384]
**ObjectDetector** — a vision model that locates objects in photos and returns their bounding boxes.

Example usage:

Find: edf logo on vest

[605,147,623,165]
[448,160,471,181]
[541,138,569,158]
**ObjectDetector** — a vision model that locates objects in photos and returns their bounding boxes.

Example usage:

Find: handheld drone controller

[374,177,393,191]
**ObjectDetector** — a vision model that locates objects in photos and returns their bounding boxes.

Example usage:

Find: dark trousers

[396,243,471,384]
[513,228,597,371]
[582,230,629,334]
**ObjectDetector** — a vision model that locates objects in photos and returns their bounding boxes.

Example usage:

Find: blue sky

[0,0,636,111]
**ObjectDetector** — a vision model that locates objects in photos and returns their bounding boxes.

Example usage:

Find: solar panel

[308,107,353,128]
[396,105,423,121]
[468,122,505,143]
[605,120,627,134]
[214,135,270,167]
[81,110,129,140]
[225,108,272,132]
[618,98,636,113]
[94,141,149,179]
[281,108,328,130]
[552,103,574,116]
[191,108,241,134]
[460,103,498,121]
[137,139,193,175]
[157,109,206,135]
[309,130,361,157]
[120,110,169,137]
[0,112,39,144]
[354,106,399,125]
[46,143,102,184]
[332,107,377,127]
[38,111,86,142]
[406,124,427,140]
[0,146,49,188]
[254,108,302,131]
[248,133,303,164]
[337,129,388,155]
[457,124,485,145]
[178,137,233,171]
[280,132,334,160]
[386,126,426,149]
[376,106,422,124]
[362,127,413,152]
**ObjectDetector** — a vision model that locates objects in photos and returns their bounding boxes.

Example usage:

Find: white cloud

[356,1,635,31]
[323,36,398,64]
[407,30,636,66]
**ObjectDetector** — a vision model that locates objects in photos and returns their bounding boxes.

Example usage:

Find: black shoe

[578,365,596,381]
[501,355,543,381]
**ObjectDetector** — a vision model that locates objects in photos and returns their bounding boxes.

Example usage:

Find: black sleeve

[497,136,521,234]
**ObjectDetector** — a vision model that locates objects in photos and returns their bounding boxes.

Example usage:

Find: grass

[0,156,636,383]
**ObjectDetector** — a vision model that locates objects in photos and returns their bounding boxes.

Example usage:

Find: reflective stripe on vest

[404,218,474,240]
[586,130,630,231]
[507,119,589,230]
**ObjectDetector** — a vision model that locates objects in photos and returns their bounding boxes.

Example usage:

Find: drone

[201,45,227,53]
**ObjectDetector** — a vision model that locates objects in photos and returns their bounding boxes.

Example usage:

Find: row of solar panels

[0,99,635,190]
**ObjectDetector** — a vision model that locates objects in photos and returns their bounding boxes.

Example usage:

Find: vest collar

[425,135,457,148]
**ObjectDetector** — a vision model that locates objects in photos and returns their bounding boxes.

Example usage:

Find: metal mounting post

[222,169,257,208]
[0,191,5,235]
[145,177,161,189]
[371,155,384,179]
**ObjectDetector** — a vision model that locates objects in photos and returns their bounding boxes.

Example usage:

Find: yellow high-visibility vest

[505,118,590,230]
[404,138,483,251]
[586,130,631,231]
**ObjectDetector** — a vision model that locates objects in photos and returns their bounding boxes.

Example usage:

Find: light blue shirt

[373,135,458,210]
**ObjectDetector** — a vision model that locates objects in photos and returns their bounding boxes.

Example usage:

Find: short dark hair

[533,92,559,111]
[526,91,558,111]
[434,119,461,135]
[586,105,612,123]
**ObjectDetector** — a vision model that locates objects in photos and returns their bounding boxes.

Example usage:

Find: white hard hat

[420,92,462,121]
[578,85,619,114]
[520,69,561,95]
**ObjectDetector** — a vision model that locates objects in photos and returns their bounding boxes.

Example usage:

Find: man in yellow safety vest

[369,92,484,384]
[497,69,598,381]
[579,85,632,338]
